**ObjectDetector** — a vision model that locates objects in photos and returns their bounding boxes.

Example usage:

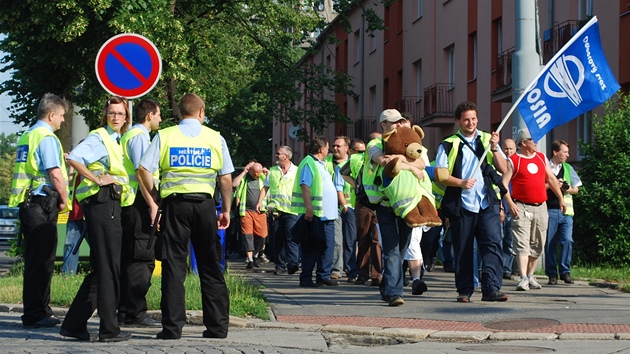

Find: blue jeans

[502,213,514,275]
[376,204,412,299]
[62,219,86,274]
[545,209,574,277]
[299,217,335,283]
[342,207,358,278]
[272,212,298,271]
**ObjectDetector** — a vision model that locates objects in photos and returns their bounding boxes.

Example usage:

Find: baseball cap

[379,109,404,123]
[515,130,533,145]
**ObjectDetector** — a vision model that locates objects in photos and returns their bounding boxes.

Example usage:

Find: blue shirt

[125,124,150,170]
[300,155,337,221]
[139,118,234,176]
[435,129,506,213]
[67,125,120,170]
[27,121,64,196]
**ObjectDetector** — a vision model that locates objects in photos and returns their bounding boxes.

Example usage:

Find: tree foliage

[0,133,18,204]
[573,94,630,267]
[0,0,390,167]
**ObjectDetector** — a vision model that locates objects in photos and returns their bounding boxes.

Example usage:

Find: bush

[574,94,630,267]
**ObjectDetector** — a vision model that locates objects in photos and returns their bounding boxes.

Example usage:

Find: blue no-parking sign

[95,33,162,99]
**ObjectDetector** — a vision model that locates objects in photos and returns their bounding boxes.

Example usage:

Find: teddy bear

[379,125,449,228]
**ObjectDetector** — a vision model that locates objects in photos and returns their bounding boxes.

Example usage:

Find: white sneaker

[516,277,529,291]
[528,276,543,289]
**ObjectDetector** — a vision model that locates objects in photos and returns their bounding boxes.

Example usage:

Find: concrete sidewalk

[236,258,630,341]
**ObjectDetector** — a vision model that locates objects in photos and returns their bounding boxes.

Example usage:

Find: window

[416,0,423,19]
[369,31,378,53]
[354,29,360,64]
[468,32,477,80]
[576,111,592,159]
[448,46,455,89]
[497,20,503,55]
[414,60,422,97]
[369,86,377,117]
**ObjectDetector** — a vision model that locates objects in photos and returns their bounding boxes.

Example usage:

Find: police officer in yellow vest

[60,96,132,342]
[292,136,338,287]
[545,140,581,285]
[138,93,233,340]
[118,98,162,328]
[256,146,299,275]
[10,93,69,329]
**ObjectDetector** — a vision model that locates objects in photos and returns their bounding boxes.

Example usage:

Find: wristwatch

[491,146,499,152]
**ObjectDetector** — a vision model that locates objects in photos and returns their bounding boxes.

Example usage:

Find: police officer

[10,93,69,329]
[118,98,162,327]
[60,96,132,342]
[138,93,233,340]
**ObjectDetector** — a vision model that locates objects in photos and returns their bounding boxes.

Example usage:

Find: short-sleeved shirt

[125,124,151,170]
[299,157,337,221]
[139,118,234,176]
[27,121,64,196]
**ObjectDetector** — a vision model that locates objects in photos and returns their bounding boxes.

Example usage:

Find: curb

[2,304,629,342]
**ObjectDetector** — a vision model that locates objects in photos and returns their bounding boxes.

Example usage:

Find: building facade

[274,0,629,163]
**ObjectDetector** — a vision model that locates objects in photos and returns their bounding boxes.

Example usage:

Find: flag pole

[471,16,599,175]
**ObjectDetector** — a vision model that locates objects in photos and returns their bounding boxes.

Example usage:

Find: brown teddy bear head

[382,125,425,160]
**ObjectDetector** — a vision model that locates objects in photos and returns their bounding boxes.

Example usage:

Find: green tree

[574,94,630,267]
[0,133,18,204]
[0,0,387,167]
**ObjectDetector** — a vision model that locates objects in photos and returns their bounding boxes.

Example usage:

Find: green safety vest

[235,173,266,216]
[337,159,355,208]
[291,155,324,217]
[349,153,364,180]
[430,160,446,209]
[379,146,435,218]
[120,127,159,206]
[158,125,223,199]
[9,126,69,208]
[75,128,131,205]
[361,138,385,205]
[560,162,575,216]
[267,164,297,215]
[442,131,501,200]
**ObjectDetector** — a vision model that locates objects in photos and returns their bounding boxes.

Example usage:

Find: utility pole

[512,0,546,153]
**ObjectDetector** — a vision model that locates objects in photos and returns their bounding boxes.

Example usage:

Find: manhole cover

[484,318,560,331]
[457,345,555,352]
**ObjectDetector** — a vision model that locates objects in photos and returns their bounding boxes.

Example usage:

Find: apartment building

[274,0,630,163]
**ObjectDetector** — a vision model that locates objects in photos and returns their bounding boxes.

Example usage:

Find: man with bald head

[233,160,268,268]
[500,138,517,280]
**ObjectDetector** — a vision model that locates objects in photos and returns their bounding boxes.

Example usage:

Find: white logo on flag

[544,55,585,107]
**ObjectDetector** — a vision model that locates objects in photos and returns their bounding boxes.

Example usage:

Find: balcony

[492,46,515,103]
[421,83,455,127]
[543,20,581,64]
[394,96,422,125]
[351,116,377,141]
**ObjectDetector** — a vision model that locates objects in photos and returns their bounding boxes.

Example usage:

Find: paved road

[1,252,630,352]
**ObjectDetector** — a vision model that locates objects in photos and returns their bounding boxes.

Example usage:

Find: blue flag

[517,17,620,142]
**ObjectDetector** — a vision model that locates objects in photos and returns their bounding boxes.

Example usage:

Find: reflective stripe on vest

[267,164,297,214]
[75,128,130,205]
[561,162,574,216]
[121,127,160,206]
[235,174,266,216]
[9,126,69,208]
[443,131,501,199]
[291,155,324,216]
[362,138,385,204]
[158,125,223,198]
[337,159,355,208]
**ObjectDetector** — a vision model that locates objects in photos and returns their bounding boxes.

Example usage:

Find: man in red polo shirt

[502,130,565,291]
